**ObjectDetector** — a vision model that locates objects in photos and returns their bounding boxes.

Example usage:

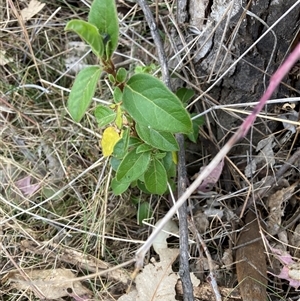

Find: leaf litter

[119,220,200,301]
[20,0,45,21]
[267,182,298,235]
[4,269,92,299]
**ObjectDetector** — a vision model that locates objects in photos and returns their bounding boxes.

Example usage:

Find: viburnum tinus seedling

[65,0,199,200]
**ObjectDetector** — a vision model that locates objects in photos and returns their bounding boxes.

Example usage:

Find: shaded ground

[0,0,300,300]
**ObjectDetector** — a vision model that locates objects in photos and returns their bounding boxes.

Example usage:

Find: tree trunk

[187,0,299,146]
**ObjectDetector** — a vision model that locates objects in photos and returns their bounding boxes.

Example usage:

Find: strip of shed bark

[236,210,267,301]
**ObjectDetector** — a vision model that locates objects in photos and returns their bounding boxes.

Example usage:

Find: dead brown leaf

[20,0,45,21]
[245,135,275,177]
[20,239,131,286]
[221,248,233,270]
[267,184,297,235]
[119,249,180,301]
[0,50,13,66]
[6,268,92,299]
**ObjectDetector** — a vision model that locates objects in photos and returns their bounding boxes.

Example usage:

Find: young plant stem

[136,41,300,269]
[103,58,117,78]
[137,0,194,299]
[136,0,170,89]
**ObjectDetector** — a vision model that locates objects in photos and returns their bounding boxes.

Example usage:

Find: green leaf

[115,105,123,129]
[110,157,121,171]
[144,158,168,194]
[42,187,64,201]
[65,20,103,57]
[113,87,123,103]
[134,65,145,74]
[136,143,153,154]
[168,178,176,192]
[176,87,195,105]
[153,152,166,160]
[187,114,205,143]
[123,74,192,134]
[131,195,140,205]
[162,152,176,178]
[94,105,116,127]
[88,0,119,59]
[129,137,142,149]
[108,74,116,84]
[113,128,130,159]
[116,148,151,182]
[136,123,179,151]
[67,66,101,122]
[137,201,153,225]
[193,115,205,127]
[134,63,158,74]
[104,39,113,60]
[137,180,151,194]
[116,67,127,83]
[138,173,145,182]
[111,177,130,195]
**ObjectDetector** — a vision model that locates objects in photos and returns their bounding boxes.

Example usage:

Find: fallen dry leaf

[193,210,209,233]
[196,159,224,192]
[0,50,13,66]
[6,268,92,299]
[119,249,180,301]
[279,110,298,134]
[267,184,296,235]
[119,219,180,301]
[245,135,275,177]
[21,0,45,21]
[221,248,233,270]
[268,244,300,289]
[15,175,40,196]
[122,252,201,301]
[20,239,131,286]
[65,41,90,73]
[119,219,199,300]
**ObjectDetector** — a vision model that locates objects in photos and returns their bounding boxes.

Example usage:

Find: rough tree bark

[177,0,299,299]
[188,0,299,145]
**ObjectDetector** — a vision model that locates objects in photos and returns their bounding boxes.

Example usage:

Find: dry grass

[0,1,159,299]
[1,0,300,300]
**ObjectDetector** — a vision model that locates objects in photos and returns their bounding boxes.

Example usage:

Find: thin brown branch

[136,0,194,299]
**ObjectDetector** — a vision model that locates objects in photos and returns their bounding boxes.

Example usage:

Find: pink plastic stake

[237,43,300,139]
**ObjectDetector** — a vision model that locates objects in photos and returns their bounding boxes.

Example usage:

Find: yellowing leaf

[101,127,120,157]
[172,151,178,164]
